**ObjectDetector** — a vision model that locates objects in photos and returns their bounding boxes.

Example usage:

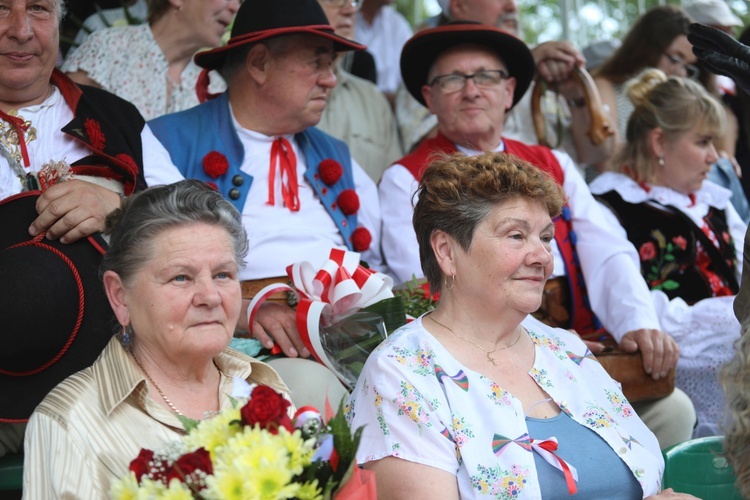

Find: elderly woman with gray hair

[22,180,291,497]
[346,152,685,499]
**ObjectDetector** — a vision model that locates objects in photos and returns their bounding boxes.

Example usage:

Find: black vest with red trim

[52,69,146,195]
[397,133,599,334]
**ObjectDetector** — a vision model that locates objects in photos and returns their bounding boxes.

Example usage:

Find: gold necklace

[130,351,222,417]
[427,314,522,366]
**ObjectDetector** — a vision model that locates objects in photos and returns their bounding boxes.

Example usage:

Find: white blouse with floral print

[346,315,663,499]
[62,24,225,121]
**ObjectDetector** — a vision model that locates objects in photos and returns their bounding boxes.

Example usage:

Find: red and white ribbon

[530,437,579,495]
[247,249,393,375]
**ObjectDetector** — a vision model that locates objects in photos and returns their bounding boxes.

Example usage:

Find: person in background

[593,5,696,173]
[71,0,147,46]
[146,0,384,362]
[590,69,745,436]
[688,22,750,324]
[381,21,696,449]
[62,0,239,120]
[396,0,611,173]
[316,0,403,182]
[349,151,690,499]
[355,0,413,103]
[23,180,292,497]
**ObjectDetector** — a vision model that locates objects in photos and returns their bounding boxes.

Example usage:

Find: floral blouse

[62,24,225,121]
[346,316,663,499]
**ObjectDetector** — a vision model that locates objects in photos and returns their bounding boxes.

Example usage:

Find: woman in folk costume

[590,68,746,437]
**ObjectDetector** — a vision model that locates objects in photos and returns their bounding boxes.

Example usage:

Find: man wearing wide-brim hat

[380,22,696,448]
[146,0,384,360]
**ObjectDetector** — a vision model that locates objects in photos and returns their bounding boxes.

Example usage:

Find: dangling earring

[119,324,133,347]
[444,273,456,290]
[658,156,665,166]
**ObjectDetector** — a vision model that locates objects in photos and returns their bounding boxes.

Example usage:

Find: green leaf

[177,414,200,433]
[361,296,407,334]
[662,280,680,290]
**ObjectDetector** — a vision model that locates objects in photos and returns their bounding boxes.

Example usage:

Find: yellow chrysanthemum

[204,466,250,500]
[275,430,315,475]
[109,472,140,500]
[159,479,194,500]
[294,480,324,500]
[183,407,241,458]
[253,466,301,499]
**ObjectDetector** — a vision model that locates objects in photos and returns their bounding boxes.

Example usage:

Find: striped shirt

[22,337,290,498]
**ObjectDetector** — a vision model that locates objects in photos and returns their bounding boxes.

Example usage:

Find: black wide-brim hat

[400,21,536,108]
[195,0,366,71]
[0,192,115,422]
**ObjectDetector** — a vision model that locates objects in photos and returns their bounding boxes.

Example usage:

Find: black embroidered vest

[595,191,738,304]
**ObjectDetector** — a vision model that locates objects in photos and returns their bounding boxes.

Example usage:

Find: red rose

[129,449,155,482]
[202,151,229,179]
[337,189,360,215]
[167,447,213,486]
[240,385,293,434]
[319,159,343,185]
[420,281,440,301]
[671,236,687,251]
[639,241,656,261]
[84,118,106,150]
[351,226,372,252]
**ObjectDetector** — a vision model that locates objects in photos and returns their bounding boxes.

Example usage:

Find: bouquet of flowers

[110,383,375,499]
[248,249,406,390]
[392,275,440,319]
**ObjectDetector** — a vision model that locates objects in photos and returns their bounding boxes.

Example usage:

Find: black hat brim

[0,192,114,422]
[400,22,535,108]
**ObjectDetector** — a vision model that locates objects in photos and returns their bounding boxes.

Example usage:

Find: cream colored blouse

[22,337,289,499]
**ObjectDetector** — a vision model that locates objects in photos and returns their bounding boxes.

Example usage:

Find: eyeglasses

[429,70,510,93]
[664,53,699,80]
[319,0,361,8]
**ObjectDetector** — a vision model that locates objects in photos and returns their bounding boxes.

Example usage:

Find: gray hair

[101,180,249,286]
[57,0,68,22]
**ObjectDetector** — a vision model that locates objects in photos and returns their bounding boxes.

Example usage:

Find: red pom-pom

[351,227,372,252]
[337,189,360,215]
[202,151,229,179]
[319,159,343,186]
[84,118,106,150]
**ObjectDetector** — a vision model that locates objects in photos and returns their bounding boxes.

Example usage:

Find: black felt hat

[195,0,365,71]
[0,192,115,422]
[400,21,535,108]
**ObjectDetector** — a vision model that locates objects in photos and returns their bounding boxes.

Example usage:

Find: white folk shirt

[379,140,661,341]
[0,87,172,200]
[145,108,384,281]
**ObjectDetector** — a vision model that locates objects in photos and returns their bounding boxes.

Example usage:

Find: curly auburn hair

[413,151,565,293]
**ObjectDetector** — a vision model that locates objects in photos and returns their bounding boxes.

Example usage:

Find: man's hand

[619,328,679,380]
[30,180,122,243]
[531,40,585,82]
[250,301,311,358]
[689,23,750,94]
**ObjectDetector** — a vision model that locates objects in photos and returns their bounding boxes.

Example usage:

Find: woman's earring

[658,156,665,166]
[120,324,132,347]
[444,273,456,290]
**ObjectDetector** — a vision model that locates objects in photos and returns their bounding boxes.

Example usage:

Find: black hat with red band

[194,0,366,71]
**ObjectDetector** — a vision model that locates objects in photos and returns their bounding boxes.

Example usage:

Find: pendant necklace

[427,314,522,366]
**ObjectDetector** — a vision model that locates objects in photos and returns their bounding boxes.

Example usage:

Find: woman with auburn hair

[63,0,239,120]
[347,152,688,499]
[591,69,745,437]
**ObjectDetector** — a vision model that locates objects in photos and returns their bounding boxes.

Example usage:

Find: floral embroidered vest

[596,191,738,304]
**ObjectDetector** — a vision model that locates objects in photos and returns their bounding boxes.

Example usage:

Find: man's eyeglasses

[319,0,361,8]
[664,53,699,80]
[429,70,510,93]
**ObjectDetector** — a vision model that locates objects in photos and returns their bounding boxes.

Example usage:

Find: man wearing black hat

[147,0,383,359]
[381,22,696,449]
[0,0,175,456]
